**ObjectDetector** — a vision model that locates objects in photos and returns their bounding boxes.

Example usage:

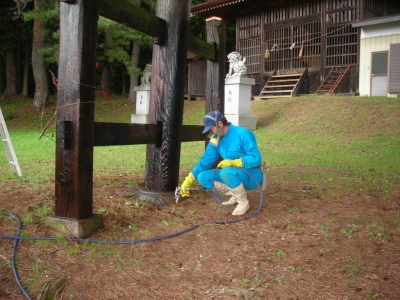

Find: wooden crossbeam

[188,34,216,62]
[93,123,205,147]
[99,0,216,61]
[99,0,166,44]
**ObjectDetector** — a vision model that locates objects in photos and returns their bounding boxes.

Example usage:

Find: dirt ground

[1,170,400,300]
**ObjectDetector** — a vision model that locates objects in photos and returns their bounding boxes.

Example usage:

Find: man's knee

[197,171,212,188]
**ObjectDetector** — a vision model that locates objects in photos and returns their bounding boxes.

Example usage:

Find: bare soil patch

[1,172,400,300]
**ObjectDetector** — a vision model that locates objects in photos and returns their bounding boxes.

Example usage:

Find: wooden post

[321,0,327,82]
[187,60,192,100]
[260,11,266,90]
[54,0,99,219]
[144,0,191,192]
[206,17,226,113]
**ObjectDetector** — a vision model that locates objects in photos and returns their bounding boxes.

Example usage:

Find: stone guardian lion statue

[226,52,247,78]
[141,64,152,86]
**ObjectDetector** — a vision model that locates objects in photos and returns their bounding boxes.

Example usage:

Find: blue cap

[202,111,223,133]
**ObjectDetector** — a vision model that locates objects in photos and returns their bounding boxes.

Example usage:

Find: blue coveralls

[191,123,263,190]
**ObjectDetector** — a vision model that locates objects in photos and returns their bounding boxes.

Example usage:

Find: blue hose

[0,169,265,299]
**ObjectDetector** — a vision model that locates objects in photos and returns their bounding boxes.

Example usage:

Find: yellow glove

[217,158,243,168]
[180,172,195,197]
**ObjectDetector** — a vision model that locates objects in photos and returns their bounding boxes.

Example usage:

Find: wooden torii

[48,0,226,237]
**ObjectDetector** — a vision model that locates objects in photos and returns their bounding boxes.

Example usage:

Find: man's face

[210,121,222,134]
[210,125,217,134]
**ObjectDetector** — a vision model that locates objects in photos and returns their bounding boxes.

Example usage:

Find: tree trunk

[121,68,125,95]
[32,0,49,109]
[0,57,4,94]
[5,50,19,96]
[16,28,22,94]
[101,65,111,92]
[22,44,30,97]
[128,40,141,103]
[206,19,226,113]
[101,32,111,92]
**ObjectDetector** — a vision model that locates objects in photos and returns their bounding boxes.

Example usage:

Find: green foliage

[365,292,380,298]
[41,35,59,65]
[277,250,286,257]
[0,0,33,58]
[275,278,288,285]
[319,224,334,231]
[366,217,389,242]
[190,0,236,52]
[287,219,303,231]
[25,258,52,291]
[3,113,16,121]
[22,0,60,22]
[20,0,156,95]
[340,227,357,234]
[98,15,153,77]
[238,278,251,286]
[23,1,60,67]
[343,259,371,278]
[290,266,303,272]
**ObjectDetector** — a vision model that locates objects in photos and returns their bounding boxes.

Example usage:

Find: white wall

[358,22,400,96]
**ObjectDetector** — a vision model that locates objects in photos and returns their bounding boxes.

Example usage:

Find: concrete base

[131,114,149,124]
[45,214,104,239]
[226,114,257,131]
[225,77,256,85]
[132,84,150,124]
[124,188,176,206]
[134,84,150,92]
[224,76,257,131]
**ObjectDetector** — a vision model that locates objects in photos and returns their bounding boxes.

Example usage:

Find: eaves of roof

[352,14,400,28]
[191,0,250,14]
[191,0,253,23]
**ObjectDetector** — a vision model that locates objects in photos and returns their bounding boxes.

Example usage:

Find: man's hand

[217,158,243,168]
[180,173,195,197]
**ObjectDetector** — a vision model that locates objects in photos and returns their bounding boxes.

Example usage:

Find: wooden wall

[185,58,207,99]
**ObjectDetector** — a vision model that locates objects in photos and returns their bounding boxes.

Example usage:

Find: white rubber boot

[230,183,249,216]
[214,181,237,205]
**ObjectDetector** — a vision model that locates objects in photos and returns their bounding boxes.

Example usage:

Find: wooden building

[185,53,207,99]
[191,0,400,97]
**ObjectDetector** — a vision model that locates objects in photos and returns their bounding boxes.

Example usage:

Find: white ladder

[0,107,22,177]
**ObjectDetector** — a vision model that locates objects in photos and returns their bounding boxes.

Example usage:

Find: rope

[263,22,353,58]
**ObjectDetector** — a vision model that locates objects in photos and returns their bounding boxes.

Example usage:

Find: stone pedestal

[45,214,104,239]
[131,85,150,124]
[224,77,257,130]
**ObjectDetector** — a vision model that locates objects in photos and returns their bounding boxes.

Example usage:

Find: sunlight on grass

[1,95,399,198]
[94,145,146,176]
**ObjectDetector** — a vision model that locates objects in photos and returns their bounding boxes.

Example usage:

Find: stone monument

[131,64,152,124]
[224,52,257,130]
